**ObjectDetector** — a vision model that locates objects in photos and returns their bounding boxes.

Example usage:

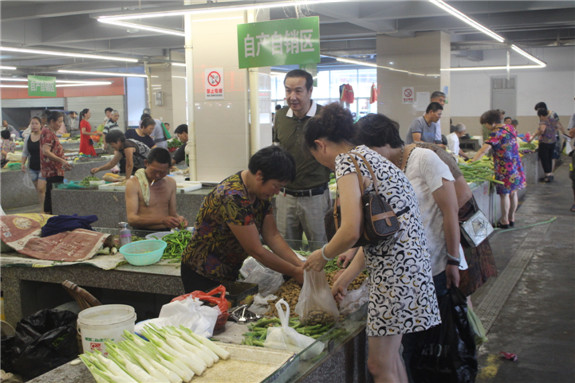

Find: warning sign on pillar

[205,68,224,100]
[402,87,415,104]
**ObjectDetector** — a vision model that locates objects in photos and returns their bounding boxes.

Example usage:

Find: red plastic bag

[171,285,230,331]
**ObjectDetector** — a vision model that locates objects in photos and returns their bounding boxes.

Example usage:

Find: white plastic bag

[264,299,324,359]
[240,257,284,296]
[134,296,219,337]
[248,293,277,315]
[295,270,339,325]
[22,172,35,189]
[338,280,369,316]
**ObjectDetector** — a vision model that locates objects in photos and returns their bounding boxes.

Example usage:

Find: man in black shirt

[172,124,188,165]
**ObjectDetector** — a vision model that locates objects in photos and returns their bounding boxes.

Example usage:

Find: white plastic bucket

[77,304,136,355]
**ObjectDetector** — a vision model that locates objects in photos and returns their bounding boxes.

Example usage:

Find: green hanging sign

[28,75,57,97]
[237,17,320,69]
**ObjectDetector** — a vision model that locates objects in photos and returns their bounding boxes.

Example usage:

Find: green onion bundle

[79,324,230,383]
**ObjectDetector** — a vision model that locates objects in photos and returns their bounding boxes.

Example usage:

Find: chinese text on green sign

[237,17,320,69]
[28,75,57,97]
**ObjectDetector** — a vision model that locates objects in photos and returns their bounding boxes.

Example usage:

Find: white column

[184,12,197,180]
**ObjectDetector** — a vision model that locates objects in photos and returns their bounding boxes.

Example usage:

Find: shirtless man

[125,147,188,230]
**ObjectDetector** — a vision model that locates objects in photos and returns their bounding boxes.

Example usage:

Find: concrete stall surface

[2,155,575,382]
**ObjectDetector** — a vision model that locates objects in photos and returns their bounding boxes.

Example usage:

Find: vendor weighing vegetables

[125,147,187,230]
[181,146,304,293]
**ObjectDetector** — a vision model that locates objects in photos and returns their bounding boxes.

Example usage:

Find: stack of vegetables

[519,139,538,153]
[80,324,230,383]
[458,158,503,185]
[242,257,364,346]
[149,229,193,262]
[78,176,101,187]
[242,317,346,347]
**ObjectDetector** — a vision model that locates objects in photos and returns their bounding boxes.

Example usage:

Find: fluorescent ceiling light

[0,77,111,85]
[0,82,112,88]
[429,0,505,43]
[99,0,346,21]
[429,1,546,69]
[511,44,546,67]
[334,57,428,77]
[58,69,147,78]
[172,63,186,67]
[98,19,185,37]
[0,46,138,63]
[444,65,543,72]
[0,66,17,70]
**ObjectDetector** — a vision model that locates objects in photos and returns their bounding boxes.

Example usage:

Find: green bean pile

[152,230,193,262]
[242,317,346,346]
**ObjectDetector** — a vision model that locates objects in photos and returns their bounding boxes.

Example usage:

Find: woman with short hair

[472,109,526,228]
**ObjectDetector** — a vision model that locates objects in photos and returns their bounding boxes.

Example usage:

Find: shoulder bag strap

[401,144,417,172]
[348,152,368,194]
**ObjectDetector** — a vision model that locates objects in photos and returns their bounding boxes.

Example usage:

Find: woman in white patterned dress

[303,103,440,383]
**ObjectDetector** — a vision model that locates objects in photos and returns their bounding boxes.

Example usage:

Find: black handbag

[324,151,400,248]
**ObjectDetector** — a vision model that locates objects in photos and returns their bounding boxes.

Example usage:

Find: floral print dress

[335,145,440,336]
[487,125,526,194]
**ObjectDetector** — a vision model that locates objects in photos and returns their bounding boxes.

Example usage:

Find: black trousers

[538,142,555,174]
[402,272,448,383]
[44,176,64,214]
[180,262,221,293]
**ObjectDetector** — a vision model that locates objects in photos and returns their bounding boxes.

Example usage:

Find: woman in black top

[125,116,156,148]
[21,116,46,205]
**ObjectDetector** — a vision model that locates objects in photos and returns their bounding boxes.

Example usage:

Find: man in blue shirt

[405,102,443,145]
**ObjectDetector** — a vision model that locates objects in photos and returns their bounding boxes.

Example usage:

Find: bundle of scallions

[79,324,230,383]
[458,159,504,185]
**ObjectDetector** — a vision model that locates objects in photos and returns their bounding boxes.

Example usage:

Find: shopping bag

[240,257,284,296]
[22,172,35,189]
[264,299,324,359]
[1,309,78,380]
[411,287,478,383]
[172,285,230,332]
[295,270,339,325]
[338,280,369,316]
[467,306,488,346]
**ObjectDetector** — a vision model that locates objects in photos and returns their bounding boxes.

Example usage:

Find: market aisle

[474,157,575,382]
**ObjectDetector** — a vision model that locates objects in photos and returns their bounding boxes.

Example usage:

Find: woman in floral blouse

[41,111,72,214]
[472,109,526,228]
[180,146,304,293]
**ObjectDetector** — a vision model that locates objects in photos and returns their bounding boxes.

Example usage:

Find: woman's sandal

[509,221,514,227]
[497,221,509,229]
[570,204,575,213]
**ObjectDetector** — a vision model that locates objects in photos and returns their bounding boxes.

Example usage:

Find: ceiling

[1,0,574,77]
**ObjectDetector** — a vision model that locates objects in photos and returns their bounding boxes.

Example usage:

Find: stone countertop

[28,309,369,383]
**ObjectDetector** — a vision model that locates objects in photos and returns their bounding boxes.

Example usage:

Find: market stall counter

[0,156,111,209]
[1,253,184,327]
[27,304,370,383]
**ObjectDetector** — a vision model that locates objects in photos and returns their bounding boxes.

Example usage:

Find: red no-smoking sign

[402,87,415,104]
[205,68,224,99]
[207,71,221,87]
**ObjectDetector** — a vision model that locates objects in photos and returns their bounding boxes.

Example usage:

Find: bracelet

[447,259,461,266]
[321,244,331,261]
[446,252,460,262]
